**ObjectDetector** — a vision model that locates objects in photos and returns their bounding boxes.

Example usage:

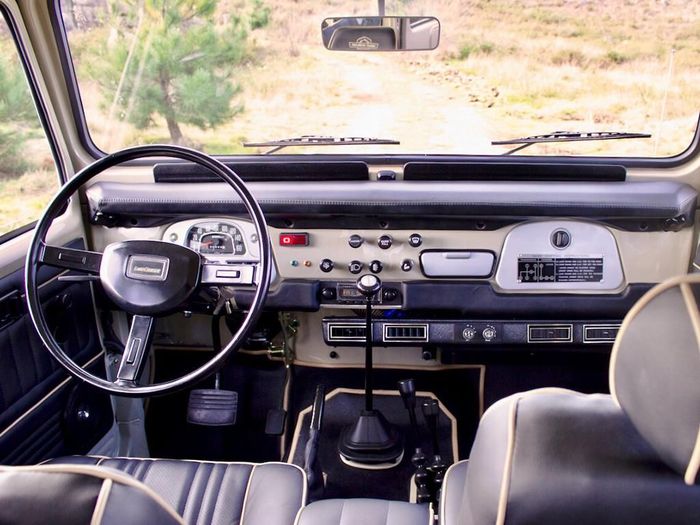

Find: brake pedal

[187,388,238,426]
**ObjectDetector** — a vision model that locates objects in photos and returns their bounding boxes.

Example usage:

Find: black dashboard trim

[86,181,697,228]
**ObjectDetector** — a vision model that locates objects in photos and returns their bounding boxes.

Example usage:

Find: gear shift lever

[338,275,403,467]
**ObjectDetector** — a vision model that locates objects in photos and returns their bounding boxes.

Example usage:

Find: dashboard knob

[408,233,423,247]
[349,260,364,274]
[369,260,384,274]
[378,235,393,249]
[348,234,364,249]
[462,325,477,341]
[482,325,497,342]
[321,287,336,300]
[401,259,414,272]
[320,259,334,272]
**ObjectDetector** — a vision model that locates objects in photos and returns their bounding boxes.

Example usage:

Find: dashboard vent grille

[527,324,573,343]
[327,324,366,342]
[383,324,428,342]
[583,324,620,344]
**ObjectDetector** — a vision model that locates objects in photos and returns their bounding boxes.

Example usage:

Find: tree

[99,0,249,144]
[0,44,40,176]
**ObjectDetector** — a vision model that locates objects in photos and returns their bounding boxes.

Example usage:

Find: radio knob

[348,234,364,248]
[462,325,477,341]
[408,233,423,247]
[378,235,393,249]
[349,260,364,274]
[369,260,383,274]
[321,287,336,300]
[482,325,497,342]
[320,259,334,272]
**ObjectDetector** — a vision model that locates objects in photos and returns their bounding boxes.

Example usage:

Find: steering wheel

[24,145,271,397]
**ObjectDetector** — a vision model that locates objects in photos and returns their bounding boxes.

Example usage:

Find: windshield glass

[60,0,700,157]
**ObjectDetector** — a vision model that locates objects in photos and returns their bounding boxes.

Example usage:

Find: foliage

[0,48,38,177]
[250,0,270,30]
[95,0,250,144]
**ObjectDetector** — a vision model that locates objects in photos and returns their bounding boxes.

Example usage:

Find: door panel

[0,239,111,465]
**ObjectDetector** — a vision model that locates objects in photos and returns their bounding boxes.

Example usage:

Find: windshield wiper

[243,135,400,154]
[492,131,651,155]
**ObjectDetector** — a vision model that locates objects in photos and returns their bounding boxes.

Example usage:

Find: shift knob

[356,274,382,297]
[398,379,417,411]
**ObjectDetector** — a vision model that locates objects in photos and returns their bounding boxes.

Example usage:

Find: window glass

[0,15,58,236]
[61,1,700,158]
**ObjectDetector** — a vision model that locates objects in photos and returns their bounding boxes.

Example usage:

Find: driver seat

[3,457,306,524]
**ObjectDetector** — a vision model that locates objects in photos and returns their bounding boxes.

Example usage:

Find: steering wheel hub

[101,240,201,316]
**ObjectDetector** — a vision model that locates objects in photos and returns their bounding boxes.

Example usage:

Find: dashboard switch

[280,233,309,246]
[408,233,423,247]
[369,260,384,273]
[401,259,414,272]
[348,234,364,248]
[320,259,334,272]
[349,261,364,274]
[378,235,393,249]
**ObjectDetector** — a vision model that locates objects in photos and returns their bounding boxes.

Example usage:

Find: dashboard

[85,172,697,357]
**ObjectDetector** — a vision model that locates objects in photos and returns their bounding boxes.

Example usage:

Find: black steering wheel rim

[25,144,272,397]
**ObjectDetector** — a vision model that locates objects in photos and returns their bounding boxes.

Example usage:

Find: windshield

[60,0,700,157]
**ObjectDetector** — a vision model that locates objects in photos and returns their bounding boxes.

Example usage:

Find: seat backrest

[0,464,185,525]
[611,273,700,485]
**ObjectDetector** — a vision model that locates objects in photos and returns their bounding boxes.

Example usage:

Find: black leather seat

[42,456,306,525]
[0,463,185,525]
[441,274,700,525]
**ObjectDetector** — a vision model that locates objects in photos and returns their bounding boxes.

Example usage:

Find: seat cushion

[445,389,700,525]
[46,456,306,525]
[296,498,429,525]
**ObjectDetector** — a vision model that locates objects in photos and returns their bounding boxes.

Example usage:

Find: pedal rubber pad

[265,408,287,435]
[187,389,238,426]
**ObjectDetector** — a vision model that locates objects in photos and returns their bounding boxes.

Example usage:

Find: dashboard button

[378,235,393,249]
[349,260,364,274]
[408,233,423,247]
[401,259,414,272]
[320,259,334,272]
[280,233,309,246]
[369,260,384,273]
[348,234,364,248]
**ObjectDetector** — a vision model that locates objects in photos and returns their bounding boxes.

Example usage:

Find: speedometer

[186,222,247,255]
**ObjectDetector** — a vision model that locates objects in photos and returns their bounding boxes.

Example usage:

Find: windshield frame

[48,0,700,169]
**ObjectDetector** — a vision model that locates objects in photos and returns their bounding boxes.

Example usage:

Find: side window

[0,14,58,237]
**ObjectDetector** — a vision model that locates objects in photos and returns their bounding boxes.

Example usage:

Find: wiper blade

[492,131,651,155]
[243,135,400,154]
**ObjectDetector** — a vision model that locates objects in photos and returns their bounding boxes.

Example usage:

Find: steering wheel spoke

[116,315,156,385]
[40,243,102,273]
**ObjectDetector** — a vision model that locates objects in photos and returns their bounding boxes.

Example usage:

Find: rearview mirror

[321,16,440,52]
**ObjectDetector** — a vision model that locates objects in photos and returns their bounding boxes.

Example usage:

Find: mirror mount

[378,0,385,16]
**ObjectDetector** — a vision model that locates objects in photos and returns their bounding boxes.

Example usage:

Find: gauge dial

[186,222,246,255]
